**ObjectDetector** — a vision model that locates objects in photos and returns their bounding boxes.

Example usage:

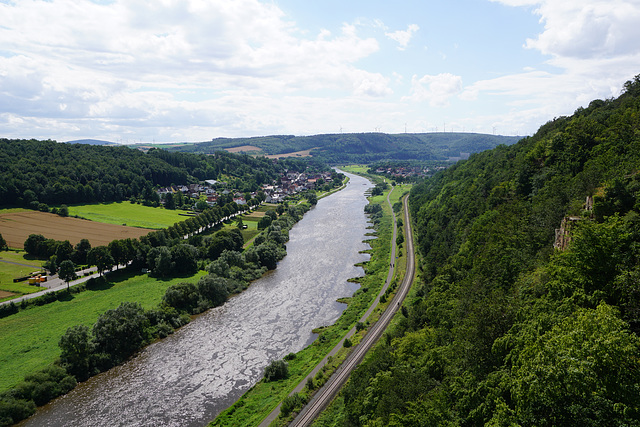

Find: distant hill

[167,132,522,164]
[65,139,115,146]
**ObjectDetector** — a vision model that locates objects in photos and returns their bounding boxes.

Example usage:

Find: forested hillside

[0,140,308,208]
[168,132,520,164]
[341,75,640,425]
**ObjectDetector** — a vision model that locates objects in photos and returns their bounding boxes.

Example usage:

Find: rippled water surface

[22,172,373,427]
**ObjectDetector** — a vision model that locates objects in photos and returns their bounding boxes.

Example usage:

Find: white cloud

[0,0,388,140]
[492,0,640,59]
[405,73,463,106]
[385,24,420,50]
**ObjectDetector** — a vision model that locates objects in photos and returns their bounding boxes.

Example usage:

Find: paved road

[0,265,117,306]
[258,188,416,426]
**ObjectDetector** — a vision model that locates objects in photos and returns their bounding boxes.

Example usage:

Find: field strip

[0,211,150,249]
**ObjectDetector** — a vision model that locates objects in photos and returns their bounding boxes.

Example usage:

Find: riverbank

[0,201,311,426]
[210,174,412,426]
[10,172,366,427]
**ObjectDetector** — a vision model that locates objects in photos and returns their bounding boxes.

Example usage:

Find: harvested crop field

[0,211,150,249]
[225,145,262,153]
[265,148,315,159]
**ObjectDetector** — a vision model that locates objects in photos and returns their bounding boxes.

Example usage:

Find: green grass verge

[0,268,206,393]
[339,165,369,175]
[0,251,46,300]
[210,185,394,426]
[67,202,187,229]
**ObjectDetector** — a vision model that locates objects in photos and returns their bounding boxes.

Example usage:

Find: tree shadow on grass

[57,291,75,302]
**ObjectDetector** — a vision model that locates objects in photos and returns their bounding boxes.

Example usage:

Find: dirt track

[0,211,150,249]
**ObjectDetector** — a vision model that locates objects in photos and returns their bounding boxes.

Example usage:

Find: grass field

[67,202,186,229]
[0,268,207,393]
[0,251,45,301]
[339,165,370,175]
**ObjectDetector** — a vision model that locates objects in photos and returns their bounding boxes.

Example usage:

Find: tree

[92,302,150,367]
[255,241,283,270]
[108,240,128,269]
[58,260,77,290]
[162,282,201,313]
[44,255,58,275]
[164,192,176,210]
[148,246,173,277]
[195,199,209,211]
[87,246,115,276]
[59,324,92,381]
[72,239,91,265]
[58,204,69,217]
[24,234,45,256]
[512,304,640,426]
[197,275,229,307]
[55,240,73,262]
[264,359,289,382]
[306,192,318,205]
[0,232,7,251]
[170,244,198,275]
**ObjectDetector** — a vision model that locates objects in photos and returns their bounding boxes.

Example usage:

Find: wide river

[21,172,373,427]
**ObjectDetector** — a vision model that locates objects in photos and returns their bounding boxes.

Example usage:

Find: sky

[1,0,639,143]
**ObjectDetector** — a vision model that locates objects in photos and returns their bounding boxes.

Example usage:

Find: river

[20,172,373,427]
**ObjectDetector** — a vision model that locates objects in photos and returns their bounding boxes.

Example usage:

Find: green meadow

[0,251,45,301]
[67,202,186,229]
[0,269,206,393]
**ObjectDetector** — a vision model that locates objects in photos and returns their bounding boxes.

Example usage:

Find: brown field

[265,148,315,159]
[225,145,263,153]
[0,211,151,249]
[0,290,16,299]
[244,211,266,218]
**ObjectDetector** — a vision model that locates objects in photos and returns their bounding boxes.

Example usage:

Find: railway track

[289,193,416,426]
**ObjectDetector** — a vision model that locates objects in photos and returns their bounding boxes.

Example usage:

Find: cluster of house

[156,171,333,206]
[155,182,245,206]
[262,171,333,203]
[374,166,445,179]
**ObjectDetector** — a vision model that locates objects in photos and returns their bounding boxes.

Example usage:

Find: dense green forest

[339,76,640,425]
[0,140,310,207]
[167,132,520,164]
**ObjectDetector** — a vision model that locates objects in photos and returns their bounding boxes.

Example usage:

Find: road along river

[19,172,373,427]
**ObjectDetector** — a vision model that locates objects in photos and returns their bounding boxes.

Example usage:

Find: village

[156,170,335,207]
[373,164,446,180]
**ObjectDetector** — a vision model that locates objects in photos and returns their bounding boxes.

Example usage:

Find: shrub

[0,396,36,427]
[280,393,305,417]
[305,376,315,391]
[264,359,289,382]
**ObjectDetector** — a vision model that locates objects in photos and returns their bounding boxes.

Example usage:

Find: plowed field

[0,211,150,249]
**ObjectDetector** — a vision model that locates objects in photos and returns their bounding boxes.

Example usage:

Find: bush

[264,359,289,382]
[0,396,36,427]
[305,376,315,391]
[162,282,200,314]
[280,393,305,417]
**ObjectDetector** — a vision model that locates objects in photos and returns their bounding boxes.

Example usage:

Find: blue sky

[1,0,639,143]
